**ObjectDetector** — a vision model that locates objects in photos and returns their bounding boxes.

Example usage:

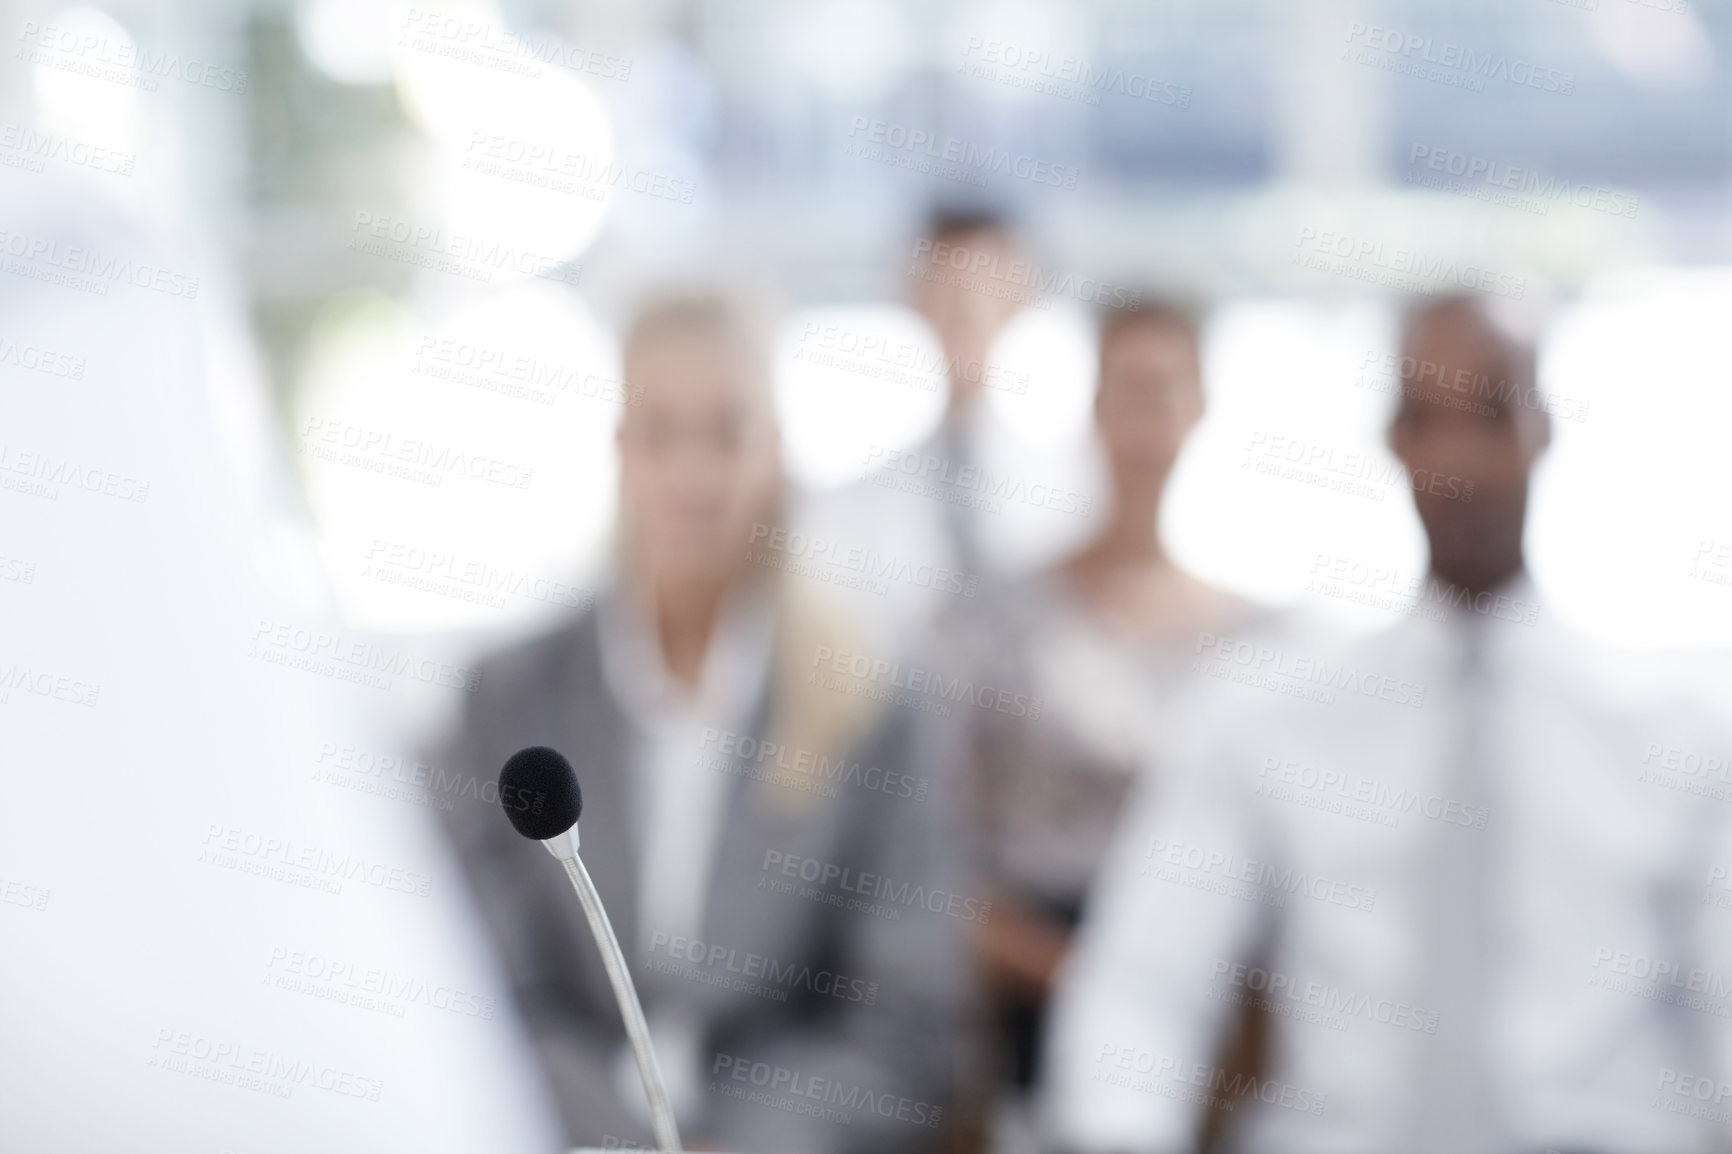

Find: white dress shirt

[1042,576,1731,1154]
[595,580,774,1126]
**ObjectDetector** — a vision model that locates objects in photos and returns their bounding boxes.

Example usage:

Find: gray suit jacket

[436,603,974,1153]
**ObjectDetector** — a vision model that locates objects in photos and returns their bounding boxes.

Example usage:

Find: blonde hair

[621,287,775,417]
[617,291,889,816]
[758,581,890,816]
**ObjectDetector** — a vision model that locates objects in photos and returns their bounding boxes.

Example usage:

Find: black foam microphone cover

[498,746,583,840]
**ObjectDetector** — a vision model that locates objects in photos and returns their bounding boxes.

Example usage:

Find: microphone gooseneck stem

[560,853,685,1154]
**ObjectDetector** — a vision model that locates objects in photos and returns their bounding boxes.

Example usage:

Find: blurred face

[1095,319,1204,500]
[915,227,1024,403]
[1388,311,1548,593]
[617,327,781,591]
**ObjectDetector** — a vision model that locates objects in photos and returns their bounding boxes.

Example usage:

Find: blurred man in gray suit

[436,291,974,1153]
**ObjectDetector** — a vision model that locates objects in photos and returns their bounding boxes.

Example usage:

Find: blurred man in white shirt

[1042,297,1732,1154]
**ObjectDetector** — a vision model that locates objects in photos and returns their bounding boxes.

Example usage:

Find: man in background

[793,208,1074,655]
[906,207,1032,580]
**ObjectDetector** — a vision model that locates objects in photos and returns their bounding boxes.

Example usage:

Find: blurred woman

[435,290,971,1154]
[963,301,1260,1145]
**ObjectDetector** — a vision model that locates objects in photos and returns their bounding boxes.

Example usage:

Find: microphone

[499,746,684,1154]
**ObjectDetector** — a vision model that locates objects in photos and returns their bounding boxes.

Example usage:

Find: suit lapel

[697,693,850,1011]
